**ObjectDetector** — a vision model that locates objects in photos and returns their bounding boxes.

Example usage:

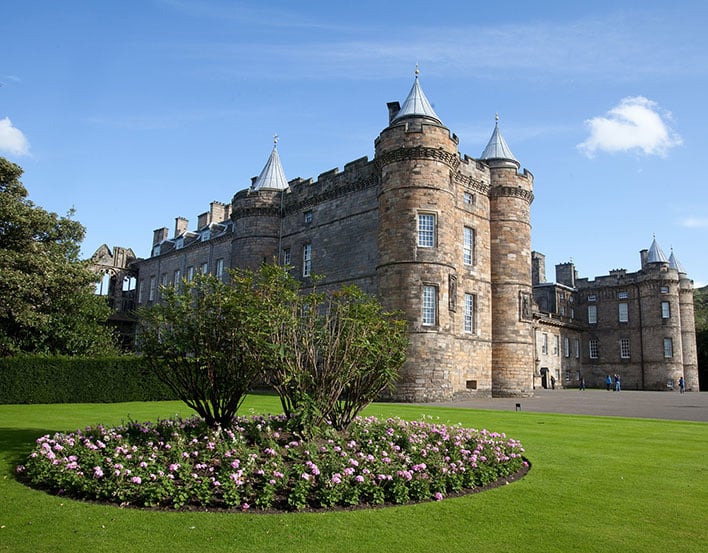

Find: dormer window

[175,237,184,249]
[201,229,211,242]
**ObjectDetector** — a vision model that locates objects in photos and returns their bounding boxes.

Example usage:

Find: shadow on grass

[0,427,58,476]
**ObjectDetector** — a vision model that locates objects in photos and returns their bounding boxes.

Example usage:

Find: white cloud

[0,117,30,156]
[577,97,682,158]
[679,217,708,229]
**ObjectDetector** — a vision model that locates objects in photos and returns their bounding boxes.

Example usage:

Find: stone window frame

[564,336,570,358]
[463,226,475,265]
[661,301,671,319]
[302,243,312,277]
[216,258,224,281]
[620,337,631,359]
[417,213,436,248]
[589,338,599,359]
[663,337,673,358]
[148,276,156,302]
[588,304,598,324]
[463,292,475,333]
[618,302,629,323]
[422,284,437,327]
[541,333,548,355]
[282,247,291,266]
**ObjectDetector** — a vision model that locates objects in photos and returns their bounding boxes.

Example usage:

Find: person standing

[550,375,556,390]
[579,376,586,391]
[606,375,613,391]
[679,376,686,394]
[614,374,621,392]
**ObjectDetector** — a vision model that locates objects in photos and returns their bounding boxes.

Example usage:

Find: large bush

[139,264,408,433]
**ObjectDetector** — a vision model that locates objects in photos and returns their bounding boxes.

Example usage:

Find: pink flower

[131,476,142,485]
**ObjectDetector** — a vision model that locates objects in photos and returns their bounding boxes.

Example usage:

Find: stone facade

[532,249,699,392]
[113,76,699,399]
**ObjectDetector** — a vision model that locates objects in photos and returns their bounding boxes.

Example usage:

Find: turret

[231,138,288,270]
[671,249,700,390]
[375,71,461,401]
[482,116,535,397]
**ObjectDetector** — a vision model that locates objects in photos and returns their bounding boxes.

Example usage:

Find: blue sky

[2,0,708,286]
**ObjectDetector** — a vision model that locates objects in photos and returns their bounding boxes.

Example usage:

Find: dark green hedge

[0,355,177,404]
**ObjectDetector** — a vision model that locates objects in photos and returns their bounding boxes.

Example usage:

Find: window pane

[589,339,598,359]
[661,301,670,319]
[303,244,312,277]
[418,214,435,247]
[463,227,474,265]
[618,302,628,322]
[464,293,474,332]
[423,285,436,326]
[588,305,597,324]
[664,338,673,358]
[620,338,630,358]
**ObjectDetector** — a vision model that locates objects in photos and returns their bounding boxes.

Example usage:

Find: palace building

[93,74,699,399]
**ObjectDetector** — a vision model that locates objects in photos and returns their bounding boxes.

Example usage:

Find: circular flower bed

[17,415,527,511]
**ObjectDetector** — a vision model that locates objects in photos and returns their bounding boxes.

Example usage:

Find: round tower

[375,73,461,402]
[670,250,700,391]
[230,139,288,270]
[482,117,535,397]
[638,239,685,389]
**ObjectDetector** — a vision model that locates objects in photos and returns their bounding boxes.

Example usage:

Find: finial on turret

[273,134,279,147]
[415,63,419,77]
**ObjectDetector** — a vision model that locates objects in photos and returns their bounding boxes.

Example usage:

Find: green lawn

[1,396,706,553]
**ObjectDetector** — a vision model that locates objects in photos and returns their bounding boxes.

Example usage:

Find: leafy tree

[138,274,260,429]
[0,157,118,356]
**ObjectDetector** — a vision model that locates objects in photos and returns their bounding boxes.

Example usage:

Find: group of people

[605,374,621,392]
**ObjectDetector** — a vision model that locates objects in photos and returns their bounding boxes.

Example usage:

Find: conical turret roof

[252,137,288,191]
[392,69,442,125]
[480,115,519,166]
[669,249,686,273]
[647,237,669,264]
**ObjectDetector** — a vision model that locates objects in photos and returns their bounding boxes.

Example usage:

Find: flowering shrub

[17,415,527,511]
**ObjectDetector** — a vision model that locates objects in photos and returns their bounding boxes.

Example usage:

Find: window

[302,243,312,277]
[589,339,599,359]
[663,338,673,358]
[174,269,181,286]
[588,294,597,302]
[660,286,669,294]
[559,292,565,300]
[620,338,631,359]
[186,266,194,282]
[161,273,168,287]
[418,213,435,247]
[200,262,209,274]
[618,291,628,299]
[661,301,671,319]
[588,305,597,324]
[463,192,474,205]
[574,338,580,359]
[541,333,548,355]
[304,210,313,224]
[463,227,475,265]
[570,307,575,320]
[564,336,570,358]
[216,258,224,280]
[422,285,437,326]
[175,237,184,250]
[282,248,291,266]
[553,335,559,356]
[560,305,566,316]
[618,302,628,322]
[464,293,475,333]
[148,276,156,302]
